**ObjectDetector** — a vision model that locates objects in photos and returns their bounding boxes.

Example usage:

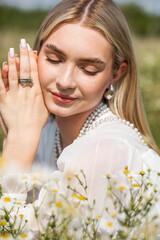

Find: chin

[47,105,73,117]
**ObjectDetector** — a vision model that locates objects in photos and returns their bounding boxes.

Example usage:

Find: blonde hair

[34,0,159,154]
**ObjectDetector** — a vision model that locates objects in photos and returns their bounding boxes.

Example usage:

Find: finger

[20,39,30,80]
[33,50,38,62]
[2,62,9,90]
[28,44,41,91]
[0,68,7,100]
[15,56,20,78]
[8,48,19,94]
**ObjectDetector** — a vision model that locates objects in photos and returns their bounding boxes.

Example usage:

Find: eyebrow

[44,44,106,65]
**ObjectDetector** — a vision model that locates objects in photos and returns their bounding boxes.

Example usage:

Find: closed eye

[45,56,63,64]
[80,67,99,76]
[46,56,99,75]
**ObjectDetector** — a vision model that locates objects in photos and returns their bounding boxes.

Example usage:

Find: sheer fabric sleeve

[57,123,160,215]
[33,114,57,171]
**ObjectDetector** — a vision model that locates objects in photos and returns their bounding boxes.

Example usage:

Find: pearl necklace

[53,102,146,159]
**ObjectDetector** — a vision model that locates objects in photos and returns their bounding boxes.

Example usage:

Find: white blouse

[1,110,160,231]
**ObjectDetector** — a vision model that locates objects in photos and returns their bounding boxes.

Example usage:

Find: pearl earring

[104,84,114,100]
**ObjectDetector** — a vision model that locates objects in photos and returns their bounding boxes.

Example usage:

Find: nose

[56,63,76,90]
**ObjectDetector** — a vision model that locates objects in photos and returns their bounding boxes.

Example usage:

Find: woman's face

[38,23,114,117]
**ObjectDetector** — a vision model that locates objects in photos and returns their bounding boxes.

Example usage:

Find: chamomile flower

[98,217,117,236]
[0,233,13,240]
[16,232,35,240]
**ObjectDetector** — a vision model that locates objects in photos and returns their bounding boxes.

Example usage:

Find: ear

[112,61,128,84]
[103,61,128,99]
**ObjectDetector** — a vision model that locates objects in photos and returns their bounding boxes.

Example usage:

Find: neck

[56,105,99,150]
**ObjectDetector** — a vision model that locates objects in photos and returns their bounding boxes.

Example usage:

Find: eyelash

[45,56,98,76]
[46,56,62,64]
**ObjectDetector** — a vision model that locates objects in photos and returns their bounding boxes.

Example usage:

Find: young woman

[0,0,160,231]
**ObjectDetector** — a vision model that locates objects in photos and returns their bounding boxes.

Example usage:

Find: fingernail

[10,48,15,58]
[20,38,26,48]
[2,62,7,67]
[33,50,38,54]
[27,43,31,52]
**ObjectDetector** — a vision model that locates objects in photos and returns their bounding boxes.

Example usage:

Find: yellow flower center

[110,212,118,217]
[72,193,79,198]
[19,214,24,218]
[132,184,140,187]
[119,186,125,191]
[71,194,86,201]
[21,234,28,238]
[1,233,10,239]
[107,221,114,227]
[56,202,63,208]
[78,195,86,201]
[123,170,130,175]
[106,174,111,179]
[17,202,22,205]
[3,197,11,202]
[128,176,133,179]
[0,220,7,226]
[139,171,145,175]
[52,189,58,193]
[96,215,102,219]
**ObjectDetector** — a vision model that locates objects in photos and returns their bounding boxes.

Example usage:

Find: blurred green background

[0,3,160,151]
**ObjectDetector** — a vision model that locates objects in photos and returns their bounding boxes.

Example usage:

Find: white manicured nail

[10,48,14,58]
[20,39,26,48]
[27,43,31,52]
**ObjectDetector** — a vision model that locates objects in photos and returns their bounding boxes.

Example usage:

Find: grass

[0,10,160,152]
[134,36,160,147]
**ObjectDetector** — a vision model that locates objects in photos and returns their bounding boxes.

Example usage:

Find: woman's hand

[0,39,50,172]
[0,55,20,137]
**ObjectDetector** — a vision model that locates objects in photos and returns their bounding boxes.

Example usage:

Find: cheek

[37,59,45,85]
[38,59,56,87]
[78,75,109,99]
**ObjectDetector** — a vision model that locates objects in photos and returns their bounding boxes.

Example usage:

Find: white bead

[55,102,146,160]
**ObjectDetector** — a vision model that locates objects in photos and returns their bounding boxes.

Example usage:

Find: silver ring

[19,78,34,87]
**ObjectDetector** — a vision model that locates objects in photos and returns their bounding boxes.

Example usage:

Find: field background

[0,4,160,151]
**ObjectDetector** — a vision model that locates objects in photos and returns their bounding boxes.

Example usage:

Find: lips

[52,92,76,100]
[51,91,77,103]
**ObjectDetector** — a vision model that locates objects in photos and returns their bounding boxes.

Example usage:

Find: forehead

[44,23,113,60]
